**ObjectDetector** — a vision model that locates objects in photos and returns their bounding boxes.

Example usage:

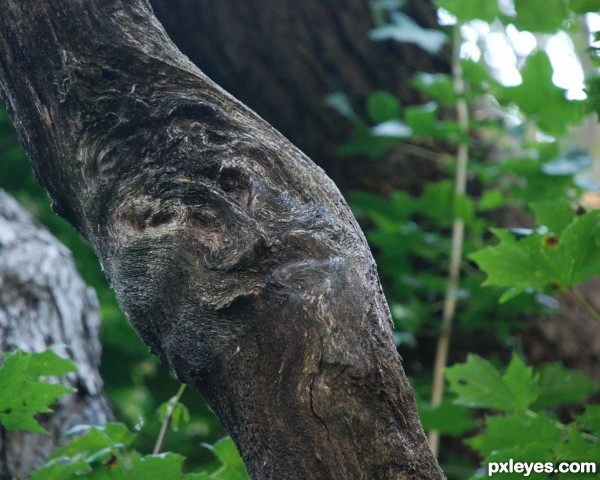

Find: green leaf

[33,424,126,478]
[467,412,561,459]
[415,180,454,224]
[479,189,505,211]
[32,458,90,480]
[435,0,501,22]
[405,103,466,142]
[469,229,555,295]
[170,402,191,432]
[447,354,540,412]
[0,350,76,433]
[418,398,476,435]
[531,363,598,409]
[337,121,397,158]
[203,437,249,479]
[529,199,575,234]
[569,0,600,14]
[446,355,518,410]
[128,452,206,480]
[369,12,447,53]
[576,405,600,434]
[461,59,500,98]
[405,103,438,135]
[498,52,584,135]
[350,191,414,221]
[412,73,457,106]
[26,349,78,377]
[502,354,538,410]
[514,0,567,32]
[470,209,600,299]
[367,92,401,123]
[34,422,216,480]
[45,423,136,463]
[454,193,475,224]
[157,400,190,433]
[554,209,600,285]
[553,424,600,464]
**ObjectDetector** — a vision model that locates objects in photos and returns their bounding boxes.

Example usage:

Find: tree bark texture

[149,0,449,194]
[0,2,444,479]
[0,189,112,480]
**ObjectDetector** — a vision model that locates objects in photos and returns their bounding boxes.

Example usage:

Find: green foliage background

[2,0,600,478]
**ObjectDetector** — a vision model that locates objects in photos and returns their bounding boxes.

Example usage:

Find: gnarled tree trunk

[0,189,112,479]
[0,1,443,478]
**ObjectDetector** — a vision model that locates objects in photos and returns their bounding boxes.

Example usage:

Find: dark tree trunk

[0,1,443,479]
[0,189,112,480]
[150,0,449,194]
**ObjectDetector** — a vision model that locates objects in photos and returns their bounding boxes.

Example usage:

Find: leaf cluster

[0,350,76,433]
[339,1,600,478]
[471,204,600,302]
[447,355,600,479]
[32,422,247,480]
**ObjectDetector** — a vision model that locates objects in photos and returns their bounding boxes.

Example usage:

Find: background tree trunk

[150,0,449,194]
[0,1,443,479]
[0,189,112,480]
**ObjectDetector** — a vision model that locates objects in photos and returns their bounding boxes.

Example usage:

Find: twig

[153,383,187,455]
[428,23,470,458]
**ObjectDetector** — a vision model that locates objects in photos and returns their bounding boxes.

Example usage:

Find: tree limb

[0,1,443,478]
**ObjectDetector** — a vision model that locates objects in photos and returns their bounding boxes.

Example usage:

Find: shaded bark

[0,189,112,479]
[150,0,449,194]
[0,1,443,479]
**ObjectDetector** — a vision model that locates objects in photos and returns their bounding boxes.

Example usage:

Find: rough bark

[0,1,443,479]
[0,189,112,479]
[149,0,448,194]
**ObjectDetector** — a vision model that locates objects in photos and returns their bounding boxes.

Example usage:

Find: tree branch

[0,1,443,478]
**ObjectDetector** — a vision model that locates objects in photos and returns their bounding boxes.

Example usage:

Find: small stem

[396,142,453,163]
[570,288,600,324]
[153,383,187,455]
[428,23,470,458]
[526,409,598,443]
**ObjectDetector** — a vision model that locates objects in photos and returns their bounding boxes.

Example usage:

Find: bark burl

[0,1,444,478]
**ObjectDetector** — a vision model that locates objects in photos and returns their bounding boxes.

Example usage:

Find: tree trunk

[149,0,448,194]
[0,189,112,480]
[0,1,443,479]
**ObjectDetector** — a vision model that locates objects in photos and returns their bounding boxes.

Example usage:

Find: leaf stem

[526,409,598,443]
[152,383,187,455]
[428,22,470,458]
[570,288,600,324]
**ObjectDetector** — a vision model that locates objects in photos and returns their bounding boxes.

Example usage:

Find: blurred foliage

[447,355,600,479]
[32,422,248,480]
[328,0,600,477]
